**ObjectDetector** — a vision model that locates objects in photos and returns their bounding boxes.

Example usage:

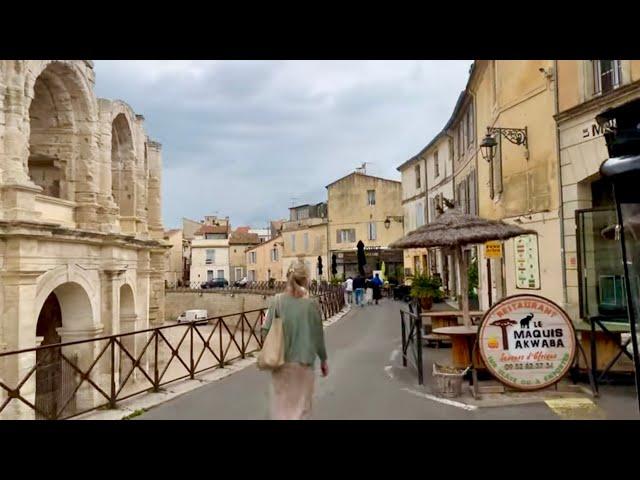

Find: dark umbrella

[357,240,366,276]
[331,254,338,276]
[389,208,535,326]
[317,256,323,276]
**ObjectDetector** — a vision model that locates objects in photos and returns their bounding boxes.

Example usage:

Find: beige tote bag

[257,294,285,371]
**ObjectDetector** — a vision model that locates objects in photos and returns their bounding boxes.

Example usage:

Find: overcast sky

[93,61,471,229]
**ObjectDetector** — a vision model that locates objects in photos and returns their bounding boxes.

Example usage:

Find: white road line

[401,388,478,411]
[389,349,400,363]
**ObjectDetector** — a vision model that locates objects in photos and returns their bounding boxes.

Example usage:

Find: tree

[490,319,517,350]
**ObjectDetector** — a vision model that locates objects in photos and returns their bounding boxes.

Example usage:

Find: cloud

[93,60,471,228]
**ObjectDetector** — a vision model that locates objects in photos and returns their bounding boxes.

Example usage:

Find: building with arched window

[0,60,167,418]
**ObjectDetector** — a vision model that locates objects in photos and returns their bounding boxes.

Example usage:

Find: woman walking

[261,263,329,420]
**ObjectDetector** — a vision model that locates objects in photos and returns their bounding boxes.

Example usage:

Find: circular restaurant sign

[478,294,576,391]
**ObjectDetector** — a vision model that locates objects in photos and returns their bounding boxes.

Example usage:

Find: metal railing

[0,289,345,420]
[400,302,424,385]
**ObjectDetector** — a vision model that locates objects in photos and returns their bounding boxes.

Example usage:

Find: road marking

[401,388,478,411]
[545,397,606,419]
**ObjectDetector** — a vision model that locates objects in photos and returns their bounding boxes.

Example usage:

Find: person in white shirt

[344,277,354,304]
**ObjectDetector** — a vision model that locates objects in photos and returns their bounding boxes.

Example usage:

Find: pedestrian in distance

[353,274,365,307]
[261,263,329,420]
[344,276,353,305]
[364,276,373,305]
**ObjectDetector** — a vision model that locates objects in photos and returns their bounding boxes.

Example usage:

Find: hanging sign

[514,234,540,289]
[484,241,502,259]
[478,294,576,391]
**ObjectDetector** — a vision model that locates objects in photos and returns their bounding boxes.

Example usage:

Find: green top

[261,293,328,366]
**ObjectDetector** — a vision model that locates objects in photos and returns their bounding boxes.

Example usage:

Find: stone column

[147,140,164,241]
[74,115,101,230]
[0,267,45,420]
[149,249,167,326]
[96,99,119,232]
[135,116,149,238]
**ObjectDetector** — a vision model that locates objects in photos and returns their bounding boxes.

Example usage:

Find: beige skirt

[270,363,315,420]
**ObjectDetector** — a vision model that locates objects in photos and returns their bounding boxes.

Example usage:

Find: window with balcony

[593,60,622,95]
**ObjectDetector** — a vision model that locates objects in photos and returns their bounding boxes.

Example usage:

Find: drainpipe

[553,60,568,307]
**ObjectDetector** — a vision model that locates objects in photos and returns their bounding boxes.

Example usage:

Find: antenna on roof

[290,196,299,207]
[356,162,374,175]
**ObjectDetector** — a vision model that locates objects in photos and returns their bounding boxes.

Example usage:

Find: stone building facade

[0,60,167,416]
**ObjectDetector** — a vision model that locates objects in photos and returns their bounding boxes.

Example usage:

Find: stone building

[246,235,284,282]
[281,202,329,281]
[164,229,184,286]
[229,229,261,283]
[326,171,404,280]
[0,60,167,416]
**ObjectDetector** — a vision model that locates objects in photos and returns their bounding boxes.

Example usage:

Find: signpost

[478,294,576,391]
[514,234,540,290]
[484,241,502,307]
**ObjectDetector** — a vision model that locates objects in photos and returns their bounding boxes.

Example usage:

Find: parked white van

[176,309,208,324]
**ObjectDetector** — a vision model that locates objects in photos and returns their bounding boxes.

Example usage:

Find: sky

[93,60,472,229]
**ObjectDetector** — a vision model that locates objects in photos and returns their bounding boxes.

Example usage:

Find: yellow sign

[484,241,502,259]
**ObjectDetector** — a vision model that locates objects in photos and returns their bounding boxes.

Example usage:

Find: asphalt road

[140,299,636,420]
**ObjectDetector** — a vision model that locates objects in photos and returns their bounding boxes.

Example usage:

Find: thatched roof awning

[389,209,536,249]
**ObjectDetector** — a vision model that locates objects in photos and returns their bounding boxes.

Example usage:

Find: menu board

[514,234,540,290]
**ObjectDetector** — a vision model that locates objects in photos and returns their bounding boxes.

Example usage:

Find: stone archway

[111,113,136,227]
[118,283,138,385]
[34,282,94,419]
[27,62,93,201]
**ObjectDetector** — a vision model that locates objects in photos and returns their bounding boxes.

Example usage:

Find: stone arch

[111,113,136,220]
[25,61,97,202]
[34,265,98,331]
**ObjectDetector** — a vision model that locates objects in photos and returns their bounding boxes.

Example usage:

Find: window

[207,270,214,281]
[434,150,440,177]
[303,232,309,251]
[205,249,215,265]
[467,104,474,147]
[248,270,256,281]
[594,60,622,95]
[415,164,421,189]
[235,267,243,279]
[415,202,424,228]
[337,229,356,244]
[271,247,279,262]
[217,270,224,279]
[205,233,226,240]
[368,222,377,241]
[248,251,257,264]
[291,234,296,252]
[367,190,376,206]
[458,126,464,159]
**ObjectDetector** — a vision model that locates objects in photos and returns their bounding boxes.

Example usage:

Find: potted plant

[410,273,443,310]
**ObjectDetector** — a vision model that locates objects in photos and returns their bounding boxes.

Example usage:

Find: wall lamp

[384,216,404,229]
[480,126,529,163]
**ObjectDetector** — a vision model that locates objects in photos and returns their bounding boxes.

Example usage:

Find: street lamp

[385,216,404,229]
[480,126,528,163]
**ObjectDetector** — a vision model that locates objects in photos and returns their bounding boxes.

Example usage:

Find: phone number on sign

[503,362,554,370]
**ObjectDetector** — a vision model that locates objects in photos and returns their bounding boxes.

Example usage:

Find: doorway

[35,293,63,419]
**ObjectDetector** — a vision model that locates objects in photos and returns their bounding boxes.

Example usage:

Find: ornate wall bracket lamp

[480,126,529,163]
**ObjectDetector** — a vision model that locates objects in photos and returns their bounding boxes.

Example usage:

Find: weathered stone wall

[164,291,269,322]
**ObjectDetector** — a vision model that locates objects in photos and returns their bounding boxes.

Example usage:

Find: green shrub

[410,273,443,300]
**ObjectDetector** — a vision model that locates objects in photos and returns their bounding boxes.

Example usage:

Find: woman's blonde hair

[285,262,309,298]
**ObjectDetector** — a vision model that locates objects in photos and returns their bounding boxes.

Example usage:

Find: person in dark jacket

[372,273,383,304]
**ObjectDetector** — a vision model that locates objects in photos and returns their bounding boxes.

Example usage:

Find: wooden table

[422,310,484,344]
[432,326,486,370]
